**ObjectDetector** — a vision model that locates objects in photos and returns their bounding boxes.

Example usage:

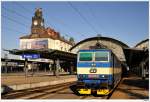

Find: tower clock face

[33,20,38,25]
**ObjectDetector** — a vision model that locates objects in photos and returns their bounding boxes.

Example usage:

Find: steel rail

[2,81,75,99]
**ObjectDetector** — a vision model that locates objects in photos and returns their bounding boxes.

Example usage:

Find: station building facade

[18,8,75,73]
[20,8,74,52]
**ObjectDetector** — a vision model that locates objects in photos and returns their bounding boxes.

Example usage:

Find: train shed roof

[123,47,148,67]
[70,36,129,51]
[5,49,77,61]
[135,39,149,48]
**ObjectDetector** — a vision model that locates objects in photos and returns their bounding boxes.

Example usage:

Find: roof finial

[35,8,42,17]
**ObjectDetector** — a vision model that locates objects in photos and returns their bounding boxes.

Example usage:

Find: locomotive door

[87,51,98,79]
[89,51,97,74]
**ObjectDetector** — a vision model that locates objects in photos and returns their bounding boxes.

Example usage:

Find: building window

[61,47,63,51]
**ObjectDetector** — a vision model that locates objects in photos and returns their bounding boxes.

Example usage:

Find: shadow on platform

[117,87,149,99]
[122,78,149,89]
[116,77,149,99]
[1,85,13,95]
[69,84,81,96]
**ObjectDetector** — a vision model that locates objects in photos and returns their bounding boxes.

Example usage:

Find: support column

[53,59,56,76]
[70,62,74,75]
[53,59,59,77]
[37,63,39,73]
[49,63,52,72]
[4,54,8,73]
[55,59,60,77]
[11,66,13,73]
[141,62,145,80]
[24,58,28,77]
[45,66,47,72]
[31,63,35,76]
[5,62,8,73]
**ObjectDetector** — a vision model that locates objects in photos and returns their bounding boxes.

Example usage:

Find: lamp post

[24,58,28,77]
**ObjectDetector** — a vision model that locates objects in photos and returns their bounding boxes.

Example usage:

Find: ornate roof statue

[35,8,42,18]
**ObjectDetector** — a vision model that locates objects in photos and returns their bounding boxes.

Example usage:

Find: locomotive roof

[78,49,111,52]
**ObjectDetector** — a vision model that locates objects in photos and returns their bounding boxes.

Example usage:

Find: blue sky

[1,1,149,57]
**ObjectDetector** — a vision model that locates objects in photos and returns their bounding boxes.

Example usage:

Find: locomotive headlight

[95,69,97,72]
[82,74,86,78]
[91,63,96,67]
[78,74,87,79]
[100,75,108,79]
[89,68,97,73]
[90,69,93,73]
[78,74,82,78]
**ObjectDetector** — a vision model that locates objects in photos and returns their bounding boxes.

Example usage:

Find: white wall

[20,38,72,52]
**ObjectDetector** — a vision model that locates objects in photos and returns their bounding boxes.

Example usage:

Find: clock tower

[31,8,45,35]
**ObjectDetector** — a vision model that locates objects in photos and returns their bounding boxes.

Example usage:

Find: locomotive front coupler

[76,81,85,88]
[100,82,109,88]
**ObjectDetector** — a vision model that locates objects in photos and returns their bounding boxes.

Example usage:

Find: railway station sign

[22,54,40,59]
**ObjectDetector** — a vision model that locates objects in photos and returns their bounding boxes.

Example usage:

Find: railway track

[2,81,114,99]
[2,81,75,99]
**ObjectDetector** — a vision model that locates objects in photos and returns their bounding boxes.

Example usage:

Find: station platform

[1,72,77,92]
[111,75,149,99]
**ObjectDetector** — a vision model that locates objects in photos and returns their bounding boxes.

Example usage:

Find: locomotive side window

[95,52,109,62]
[79,52,93,61]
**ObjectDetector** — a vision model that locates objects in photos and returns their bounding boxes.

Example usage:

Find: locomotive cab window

[79,52,93,61]
[95,52,109,62]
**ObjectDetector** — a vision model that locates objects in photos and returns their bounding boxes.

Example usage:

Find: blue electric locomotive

[76,49,122,95]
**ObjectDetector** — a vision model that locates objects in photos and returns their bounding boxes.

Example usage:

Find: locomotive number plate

[88,74,99,78]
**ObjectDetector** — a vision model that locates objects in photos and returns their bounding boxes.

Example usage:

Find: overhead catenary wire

[13,2,33,14]
[11,2,78,39]
[48,15,86,37]
[2,26,27,34]
[68,2,98,34]
[3,2,86,41]
[86,3,105,36]
[2,6,31,22]
[2,14,28,28]
[12,2,86,40]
